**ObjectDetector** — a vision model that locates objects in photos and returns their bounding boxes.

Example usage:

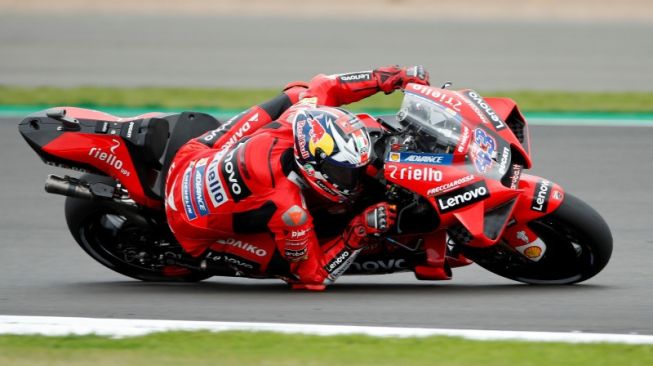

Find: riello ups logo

[436,181,490,213]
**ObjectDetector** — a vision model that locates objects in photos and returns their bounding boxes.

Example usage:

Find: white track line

[1,315,653,344]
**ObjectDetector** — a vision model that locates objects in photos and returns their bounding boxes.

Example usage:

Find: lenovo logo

[531,179,552,212]
[436,181,490,213]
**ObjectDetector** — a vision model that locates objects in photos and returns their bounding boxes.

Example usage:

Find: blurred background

[2,0,653,343]
[1,0,652,91]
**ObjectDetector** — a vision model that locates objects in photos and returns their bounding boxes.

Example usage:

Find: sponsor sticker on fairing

[427,174,475,196]
[436,181,490,213]
[552,190,563,200]
[205,252,260,271]
[457,125,471,154]
[509,164,522,189]
[409,84,463,112]
[498,146,511,175]
[88,139,130,176]
[462,90,506,131]
[386,164,443,182]
[531,179,552,212]
[516,230,530,244]
[514,239,546,262]
[471,128,496,174]
[349,258,408,273]
[385,152,453,166]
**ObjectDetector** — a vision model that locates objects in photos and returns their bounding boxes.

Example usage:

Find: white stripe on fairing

[1,316,653,344]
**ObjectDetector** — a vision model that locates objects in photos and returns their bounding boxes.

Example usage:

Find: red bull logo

[295,118,309,159]
[308,117,335,157]
[309,118,326,143]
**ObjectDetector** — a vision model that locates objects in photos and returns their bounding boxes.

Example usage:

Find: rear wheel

[65,174,211,282]
[462,193,612,284]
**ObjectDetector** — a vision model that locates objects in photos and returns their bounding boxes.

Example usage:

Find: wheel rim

[78,212,184,276]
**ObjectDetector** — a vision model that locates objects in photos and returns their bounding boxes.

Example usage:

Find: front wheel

[462,193,613,284]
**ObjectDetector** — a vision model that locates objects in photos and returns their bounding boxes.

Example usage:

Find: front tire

[462,193,613,284]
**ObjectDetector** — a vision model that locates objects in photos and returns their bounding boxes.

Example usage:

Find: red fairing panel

[403,84,532,168]
[485,97,532,160]
[42,132,160,208]
[500,174,565,257]
[483,98,517,124]
[383,159,521,248]
[511,173,565,224]
[355,113,385,131]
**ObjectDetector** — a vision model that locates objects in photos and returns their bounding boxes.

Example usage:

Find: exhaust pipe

[44,174,94,200]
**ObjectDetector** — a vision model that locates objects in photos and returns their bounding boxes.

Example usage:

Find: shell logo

[388,152,401,162]
[523,246,543,259]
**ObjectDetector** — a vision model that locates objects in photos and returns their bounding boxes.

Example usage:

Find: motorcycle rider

[165,65,430,290]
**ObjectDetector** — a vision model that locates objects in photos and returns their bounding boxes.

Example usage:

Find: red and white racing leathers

[164,66,426,289]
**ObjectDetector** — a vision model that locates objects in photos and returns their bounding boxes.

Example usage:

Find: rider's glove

[374,65,430,94]
[344,202,397,249]
[362,202,397,235]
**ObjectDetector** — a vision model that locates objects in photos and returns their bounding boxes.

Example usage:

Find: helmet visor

[320,159,365,191]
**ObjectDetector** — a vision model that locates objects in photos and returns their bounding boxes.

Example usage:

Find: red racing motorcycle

[18,83,612,285]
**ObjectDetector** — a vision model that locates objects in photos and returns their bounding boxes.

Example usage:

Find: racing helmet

[292,107,372,203]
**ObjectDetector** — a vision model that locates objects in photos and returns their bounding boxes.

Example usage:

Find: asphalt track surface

[1,116,652,334]
[1,13,652,91]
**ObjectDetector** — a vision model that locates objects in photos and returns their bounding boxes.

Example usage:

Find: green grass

[1,331,652,366]
[2,85,653,113]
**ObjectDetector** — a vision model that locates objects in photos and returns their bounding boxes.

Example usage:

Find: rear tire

[462,193,612,284]
[65,174,211,282]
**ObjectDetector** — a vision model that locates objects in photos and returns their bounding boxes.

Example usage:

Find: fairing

[19,107,167,208]
[384,85,542,248]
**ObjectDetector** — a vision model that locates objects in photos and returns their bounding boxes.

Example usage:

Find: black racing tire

[65,174,211,282]
[462,193,613,285]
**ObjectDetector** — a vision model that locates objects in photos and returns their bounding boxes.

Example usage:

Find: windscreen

[397,92,463,154]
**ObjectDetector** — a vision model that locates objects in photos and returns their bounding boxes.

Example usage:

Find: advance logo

[436,181,490,213]
[387,152,453,165]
